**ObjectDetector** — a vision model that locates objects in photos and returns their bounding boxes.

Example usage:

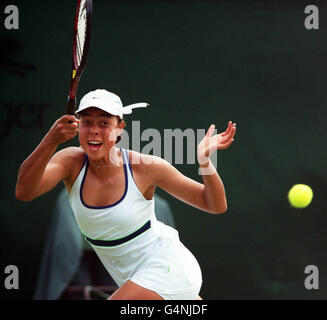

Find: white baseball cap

[76,89,149,119]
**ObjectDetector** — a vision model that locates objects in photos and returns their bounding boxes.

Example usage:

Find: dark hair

[116,117,123,144]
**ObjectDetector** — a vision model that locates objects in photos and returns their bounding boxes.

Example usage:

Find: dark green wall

[1,0,327,299]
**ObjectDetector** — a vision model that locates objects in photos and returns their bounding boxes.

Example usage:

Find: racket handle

[67,97,76,115]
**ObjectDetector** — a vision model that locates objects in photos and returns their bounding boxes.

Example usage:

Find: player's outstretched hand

[45,115,79,146]
[197,121,236,166]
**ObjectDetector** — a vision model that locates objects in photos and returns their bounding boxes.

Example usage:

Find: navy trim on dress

[84,220,151,247]
[79,149,128,209]
[123,149,135,179]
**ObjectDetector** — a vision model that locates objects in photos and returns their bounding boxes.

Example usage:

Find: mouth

[88,140,103,151]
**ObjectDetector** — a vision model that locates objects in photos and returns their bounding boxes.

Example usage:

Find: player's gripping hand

[197,121,236,166]
[45,115,79,146]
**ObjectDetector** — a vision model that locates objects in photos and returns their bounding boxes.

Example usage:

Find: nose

[88,124,99,135]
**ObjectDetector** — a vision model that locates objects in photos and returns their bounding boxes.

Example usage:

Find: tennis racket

[66,0,92,115]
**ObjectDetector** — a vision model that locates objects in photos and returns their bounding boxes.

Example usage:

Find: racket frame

[67,0,92,115]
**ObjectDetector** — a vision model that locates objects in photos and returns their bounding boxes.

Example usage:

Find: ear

[119,120,125,130]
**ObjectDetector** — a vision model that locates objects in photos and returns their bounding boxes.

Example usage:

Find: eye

[82,120,91,125]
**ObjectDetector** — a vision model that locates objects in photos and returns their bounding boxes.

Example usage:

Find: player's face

[78,107,124,160]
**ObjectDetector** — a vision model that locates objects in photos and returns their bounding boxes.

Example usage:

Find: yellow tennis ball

[288,184,313,209]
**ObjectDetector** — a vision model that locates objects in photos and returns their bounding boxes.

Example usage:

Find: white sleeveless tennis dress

[69,148,202,300]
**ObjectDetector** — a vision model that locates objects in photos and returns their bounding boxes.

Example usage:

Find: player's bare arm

[130,122,236,214]
[197,121,236,213]
[15,115,80,201]
[146,158,226,214]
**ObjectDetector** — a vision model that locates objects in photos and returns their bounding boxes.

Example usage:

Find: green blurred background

[1,0,327,299]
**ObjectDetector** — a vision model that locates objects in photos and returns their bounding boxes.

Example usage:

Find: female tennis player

[16,89,236,300]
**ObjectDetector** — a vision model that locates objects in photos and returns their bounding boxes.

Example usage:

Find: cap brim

[75,105,122,118]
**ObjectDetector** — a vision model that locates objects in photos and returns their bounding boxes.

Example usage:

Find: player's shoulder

[53,147,86,188]
[126,149,165,164]
[125,149,169,175]
[53,146,85,166]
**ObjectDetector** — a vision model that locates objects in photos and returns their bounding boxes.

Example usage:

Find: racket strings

[75,0,88,67]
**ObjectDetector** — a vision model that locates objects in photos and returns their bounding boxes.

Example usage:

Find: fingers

[48,115,79,145]
[60,115,79,131]
[219,137,234,150]
[61,114,79,124]
[204,124,215,157]
[229,122,236,139]
[205,124,215,138]
[219,123,236,149]
[202,121,237,152]
[221,121,236,136]
[209,121,236,150]
[221,121,231,136]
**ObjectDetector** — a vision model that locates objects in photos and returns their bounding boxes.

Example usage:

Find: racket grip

[66,97,76,115]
